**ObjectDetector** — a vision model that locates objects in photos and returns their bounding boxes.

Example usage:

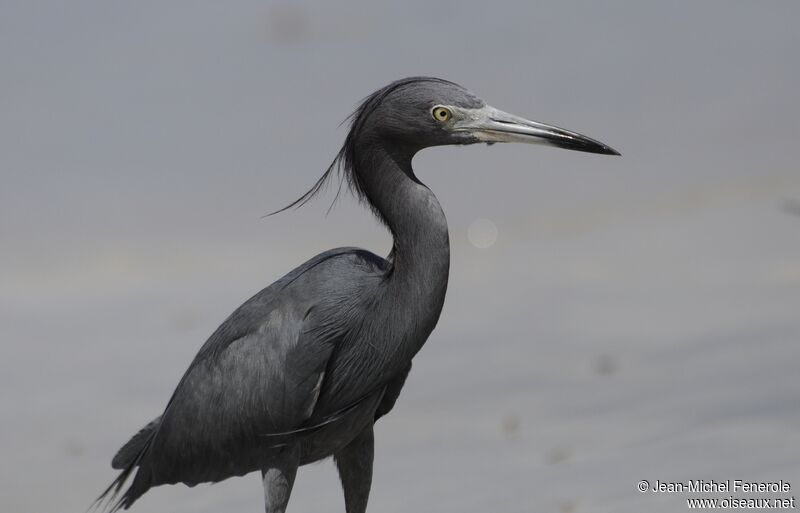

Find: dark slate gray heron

[97,77,618,513]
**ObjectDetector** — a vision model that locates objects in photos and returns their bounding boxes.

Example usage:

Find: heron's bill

[454,105,620,156]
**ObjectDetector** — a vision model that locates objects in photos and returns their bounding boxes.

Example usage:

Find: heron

[97,76,619,513]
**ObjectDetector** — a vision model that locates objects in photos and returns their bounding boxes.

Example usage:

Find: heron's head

[351,77,619,155]
[272,77,618,216]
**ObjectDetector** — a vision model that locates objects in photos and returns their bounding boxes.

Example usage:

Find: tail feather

[111,417,161,469]
[93,417,160,512]
[92,461,137,512]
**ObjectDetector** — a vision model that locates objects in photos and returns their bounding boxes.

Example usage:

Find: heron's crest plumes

[269,77,462,218]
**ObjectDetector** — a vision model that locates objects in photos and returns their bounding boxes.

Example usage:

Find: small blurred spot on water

[265,4,310,45]
[468,219,498,249]
[594,354,618,376]
[63,438,85,458]
[766,261,800,283]
[546,446,572,465]
[780,197,800,218]
[501,414,520,437]
[559,500,578,513]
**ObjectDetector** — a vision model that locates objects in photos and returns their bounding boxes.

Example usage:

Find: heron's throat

[354,145,450,293]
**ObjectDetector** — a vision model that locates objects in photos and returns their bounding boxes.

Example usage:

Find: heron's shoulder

[195,247,386,356]
[265,247,389,295]
[287,246,389,278]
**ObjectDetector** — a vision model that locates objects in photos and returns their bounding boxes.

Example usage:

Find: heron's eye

[432,106,452,123]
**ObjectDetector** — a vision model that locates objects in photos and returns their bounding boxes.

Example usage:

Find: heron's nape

[97,76,619,513]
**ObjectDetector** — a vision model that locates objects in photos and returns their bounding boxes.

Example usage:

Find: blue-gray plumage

[97,77,618,513]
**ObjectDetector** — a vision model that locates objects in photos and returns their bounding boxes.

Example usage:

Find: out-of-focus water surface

[2,2,799,512]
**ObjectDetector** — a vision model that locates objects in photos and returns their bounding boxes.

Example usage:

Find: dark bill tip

[549,138,621,156]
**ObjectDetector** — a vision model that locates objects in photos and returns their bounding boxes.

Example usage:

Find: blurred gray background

[2,1,799,512]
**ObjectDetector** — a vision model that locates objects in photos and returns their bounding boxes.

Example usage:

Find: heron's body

[98,77,617,513]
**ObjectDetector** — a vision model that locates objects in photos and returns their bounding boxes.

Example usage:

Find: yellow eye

[432,106,452,122]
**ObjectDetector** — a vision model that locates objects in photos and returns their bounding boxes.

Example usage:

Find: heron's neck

[355,144,450,332]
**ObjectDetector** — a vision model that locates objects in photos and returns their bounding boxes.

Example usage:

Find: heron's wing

[146,324,328,484]
[97,248,388,511]
[135,249,386,486]
[99,324,332,511]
